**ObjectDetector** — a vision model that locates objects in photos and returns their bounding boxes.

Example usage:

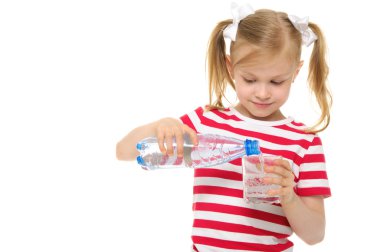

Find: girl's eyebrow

[241,71,256,77]
[241,70,292,79]
[272,73,293,79]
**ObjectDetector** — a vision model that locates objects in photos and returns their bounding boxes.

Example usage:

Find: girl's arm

[281,195,325,245]
[116,117,198,161]
[265,159,326,245]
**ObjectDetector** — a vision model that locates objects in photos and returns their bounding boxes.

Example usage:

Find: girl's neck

[234,103,286,121]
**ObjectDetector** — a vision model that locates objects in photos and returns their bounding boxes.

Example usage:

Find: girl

[117,3,332,251]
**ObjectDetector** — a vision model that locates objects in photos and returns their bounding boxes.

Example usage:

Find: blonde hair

[206,9,332,133]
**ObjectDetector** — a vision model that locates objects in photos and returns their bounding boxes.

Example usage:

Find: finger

[264,173,296,187]
[165,130,174,156]
[273,159,292,171]
[266,188,281,197]
[267,187,294,198]
[263,176,284,186]
[264,165,291,178]
[269,187,296,202]
[183,125,198,145]
[156,130,166,155]
[174,129,184,157]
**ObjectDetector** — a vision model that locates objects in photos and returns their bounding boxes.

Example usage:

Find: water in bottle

[136,133,261,170]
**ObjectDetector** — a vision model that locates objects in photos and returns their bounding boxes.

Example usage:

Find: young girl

[117,3,331,251]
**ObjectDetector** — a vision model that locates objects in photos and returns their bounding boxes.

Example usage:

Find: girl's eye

[243,78,256,84]
[271,80,284,85]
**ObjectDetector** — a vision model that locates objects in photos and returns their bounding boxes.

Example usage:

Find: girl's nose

[255,83,270,100]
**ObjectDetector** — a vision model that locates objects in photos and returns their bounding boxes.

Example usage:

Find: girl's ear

[292,60,304,82]
[226,55,234,79]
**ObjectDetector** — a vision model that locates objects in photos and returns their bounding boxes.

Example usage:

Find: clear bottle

[136,133,261,170]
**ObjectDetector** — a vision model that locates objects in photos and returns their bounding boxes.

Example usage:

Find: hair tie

[288,15,318,47]
[223,2,254,42]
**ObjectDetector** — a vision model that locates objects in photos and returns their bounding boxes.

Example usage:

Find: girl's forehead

[237,62,295,78]
[233,50,296,76]
[231,38,299,70]
[231,43,295,64]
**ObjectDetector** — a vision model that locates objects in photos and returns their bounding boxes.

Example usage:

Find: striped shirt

[180,106,331,252]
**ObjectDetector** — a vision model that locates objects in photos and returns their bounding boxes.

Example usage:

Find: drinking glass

[242,155,282,204]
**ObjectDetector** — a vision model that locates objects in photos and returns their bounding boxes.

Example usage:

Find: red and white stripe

[181,106,331,251]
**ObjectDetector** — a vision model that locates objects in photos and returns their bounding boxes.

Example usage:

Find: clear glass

[242,154,282,204]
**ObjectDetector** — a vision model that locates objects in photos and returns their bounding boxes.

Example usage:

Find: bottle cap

[244,139,261,155]
[136,142,143,150]
[136,156,146,165]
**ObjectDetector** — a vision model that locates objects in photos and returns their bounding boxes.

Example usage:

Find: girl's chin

[246,110,283,121]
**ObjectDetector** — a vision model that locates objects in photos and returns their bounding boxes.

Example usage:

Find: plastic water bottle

[136,133,261,170]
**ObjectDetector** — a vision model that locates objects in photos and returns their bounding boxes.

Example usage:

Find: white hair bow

[288,15,318,47]
[223,2,254,42]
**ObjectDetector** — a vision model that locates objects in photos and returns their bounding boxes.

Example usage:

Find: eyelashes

[270,80,285,85]
[243,78,285,85]
[243,78,256,84]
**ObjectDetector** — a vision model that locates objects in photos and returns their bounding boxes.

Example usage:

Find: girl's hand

[155,117,198,157]
[263,159,296,204]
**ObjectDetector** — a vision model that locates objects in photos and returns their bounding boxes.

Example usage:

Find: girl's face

[228,53,302,121]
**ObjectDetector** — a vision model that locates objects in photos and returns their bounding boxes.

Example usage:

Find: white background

[0,0,379,251]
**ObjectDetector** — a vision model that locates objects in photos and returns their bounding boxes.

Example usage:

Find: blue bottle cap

[136,156,146,166]
[244,139,261,155]
[136,142,142,150]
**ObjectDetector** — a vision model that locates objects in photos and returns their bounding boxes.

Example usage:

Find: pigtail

[206,20,234,110]
[307,22,332,133]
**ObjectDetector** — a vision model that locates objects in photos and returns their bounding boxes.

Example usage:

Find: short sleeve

[179,106,204,133]
[295,135,331,197]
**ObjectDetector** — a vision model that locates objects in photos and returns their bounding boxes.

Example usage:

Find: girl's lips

[252,102,272,108]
